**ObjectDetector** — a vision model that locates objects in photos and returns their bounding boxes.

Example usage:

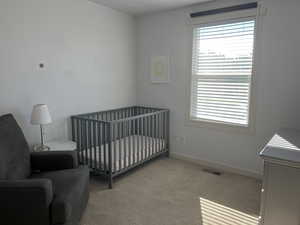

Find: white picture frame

[150,56,170,83]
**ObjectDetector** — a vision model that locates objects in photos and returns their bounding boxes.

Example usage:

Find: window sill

[185,117,255,135]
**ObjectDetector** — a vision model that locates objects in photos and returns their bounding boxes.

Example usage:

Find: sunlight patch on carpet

[200,197,259,225]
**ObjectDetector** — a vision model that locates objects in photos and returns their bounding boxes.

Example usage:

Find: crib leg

[108,175,113,189]
[165,150,170,157]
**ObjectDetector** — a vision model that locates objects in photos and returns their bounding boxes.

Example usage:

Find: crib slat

[161,113,164,151]
[137,116,140,156]
[140,118,142,161]
[101,122,104,171]
[83,120,89,165]
[152,115,155,156]
[160,113,163,151]
[158,113,160,152]
[80,120,83,164]
[82,120,85,164]
[80,120,84,164]
[88,120,90,166]
[154,114,157,154]
[149,115,152,158]
[103,123,107,172]
[164,112,166,150]
[157,113,160,152]
[147,116,149,158]
[140,117,146,160]
[165,111,167,151]
[158,113,163,152]
[141,117,144,160]
[137,118,140,161]
[116,111,120,171]
[128,120,132,166]
[71,117,75,142]
[83,120,87,165]
[97,122,101,171]
[139,117,142,160]
[121,121,124,168]
[113,123,116,173]
[161,112,164,150]
[153,114,156,154]
[166,111,169,151]
[137,118,140,162]
[167,111,170,152]
[123,121,127,168]
[118,122,121,171]
[144,117,146,159]
[155,114,158,154]
[76,119,80,163]
[86,120,89,165]
[91,121,96,168]
[157,114,159,152]
[147,116,152,158]
[158,113,161,151]
[88,121,93,167]
[149,115,152,157]
[93,121,97,169]
[108,123,112,188]
[132,119,136,164]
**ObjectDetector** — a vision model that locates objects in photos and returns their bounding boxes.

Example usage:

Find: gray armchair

[0,114,89,225]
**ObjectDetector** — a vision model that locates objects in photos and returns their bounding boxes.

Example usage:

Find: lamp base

[33,144,50,152]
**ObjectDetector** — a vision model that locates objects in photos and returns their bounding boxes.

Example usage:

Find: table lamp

[31,104,52,151]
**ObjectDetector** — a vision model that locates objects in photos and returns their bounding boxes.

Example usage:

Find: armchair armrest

[31,151,78,172]
[0,179,53,224]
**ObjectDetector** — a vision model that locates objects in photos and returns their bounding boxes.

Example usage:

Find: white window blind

[190,19,255,126]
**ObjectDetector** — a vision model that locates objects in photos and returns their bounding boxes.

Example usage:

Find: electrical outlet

[173,136,187,144]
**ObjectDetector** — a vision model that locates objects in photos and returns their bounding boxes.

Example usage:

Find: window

[190,19,256,126]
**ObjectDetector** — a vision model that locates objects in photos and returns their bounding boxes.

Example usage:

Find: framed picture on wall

[150,56,170,83]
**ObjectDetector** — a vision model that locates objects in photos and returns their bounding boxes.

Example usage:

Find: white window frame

[185,7,259,133]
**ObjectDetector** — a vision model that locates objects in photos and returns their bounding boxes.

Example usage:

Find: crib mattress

[79,135,166,172]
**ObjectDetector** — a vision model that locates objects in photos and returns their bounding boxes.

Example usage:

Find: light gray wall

[136,0,300,175]
[0,0,136,144]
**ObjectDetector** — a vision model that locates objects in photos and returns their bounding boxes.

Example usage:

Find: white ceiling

[89,0,213,15]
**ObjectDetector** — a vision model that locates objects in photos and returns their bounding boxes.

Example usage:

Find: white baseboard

[170,152,263,180]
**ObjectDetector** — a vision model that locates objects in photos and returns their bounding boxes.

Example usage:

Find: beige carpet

[81,157,261,225]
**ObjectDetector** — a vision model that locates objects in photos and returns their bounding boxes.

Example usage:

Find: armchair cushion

[31,166,89,225]
[31,151,78,172]
[0,179,53,225]
[0,114,31,180]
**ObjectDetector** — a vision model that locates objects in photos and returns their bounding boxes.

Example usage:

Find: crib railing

[71,106,170,188]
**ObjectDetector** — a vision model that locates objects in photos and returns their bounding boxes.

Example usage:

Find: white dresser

[259,128,300,225]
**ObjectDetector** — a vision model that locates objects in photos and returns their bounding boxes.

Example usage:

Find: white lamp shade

[31,104,52,125]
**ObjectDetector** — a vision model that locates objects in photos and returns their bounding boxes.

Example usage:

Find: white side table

[44,139,77,151]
